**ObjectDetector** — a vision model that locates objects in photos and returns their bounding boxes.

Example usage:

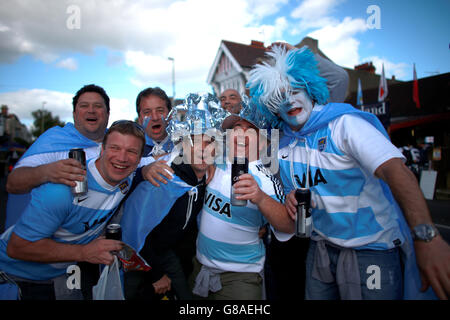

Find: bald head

[219,89,242,114]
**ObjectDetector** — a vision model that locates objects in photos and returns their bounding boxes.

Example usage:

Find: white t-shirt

[14,145,102,169]
[196,160,290,274]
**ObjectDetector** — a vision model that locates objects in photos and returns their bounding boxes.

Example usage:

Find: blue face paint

[142,116,151,129]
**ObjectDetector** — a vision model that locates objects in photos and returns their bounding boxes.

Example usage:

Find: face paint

[278,89,313,130]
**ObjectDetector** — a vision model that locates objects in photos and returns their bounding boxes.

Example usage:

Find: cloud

[362,56,410,80]
[0,0,289,97]
[0,89,135,129]
[290,0,343,31]
[288,0,371,69]
[307,17,368,68]
[55,57,78,71]
[247,0,289,19]
[0,89,73,128]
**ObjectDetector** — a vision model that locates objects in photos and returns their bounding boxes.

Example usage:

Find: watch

[411,224,439,242]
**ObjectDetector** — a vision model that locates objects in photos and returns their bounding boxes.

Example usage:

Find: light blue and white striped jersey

[0,158,133,281]
[196,160,285,273]
[279,114,406,250]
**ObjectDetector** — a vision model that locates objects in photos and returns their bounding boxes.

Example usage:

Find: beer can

[106,224,122,241]
[68,148,88,196]
[295,188,312,238]
[231,157,248,206]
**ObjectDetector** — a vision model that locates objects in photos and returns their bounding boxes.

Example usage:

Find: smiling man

[247,45,450,300]
[120,95,222,300]
[6,84,110,194]
[5,84,110,229]
[72,91,109,143]
[0,120,145,300]
[219,89,242,114]
[191,99,293,300]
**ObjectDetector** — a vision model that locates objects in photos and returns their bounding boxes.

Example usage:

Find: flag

[378,63,388,102]
[120,175,195,253]
[357,78,364,106]
[413,63,420,108]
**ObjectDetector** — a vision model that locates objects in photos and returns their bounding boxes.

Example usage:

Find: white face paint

[278,89,313,130]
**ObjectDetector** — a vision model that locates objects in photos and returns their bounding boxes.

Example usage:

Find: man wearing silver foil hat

[190,97,294,300]
[247,45,450,300]
[119,93,225,300]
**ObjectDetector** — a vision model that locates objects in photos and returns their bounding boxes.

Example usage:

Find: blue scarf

[5,123,99,229]
[22,123,98,158]
[278,102,436,299]
[120,175,195,253]
[279,103,388,148]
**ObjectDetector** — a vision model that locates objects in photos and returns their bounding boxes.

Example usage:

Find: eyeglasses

[110,120,145,134]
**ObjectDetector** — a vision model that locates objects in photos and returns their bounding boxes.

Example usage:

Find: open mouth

[86,117,98,124]
[287,108,303,116]
[151,124,162,134]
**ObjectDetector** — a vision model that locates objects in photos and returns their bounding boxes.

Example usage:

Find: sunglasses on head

[110,120,145,134]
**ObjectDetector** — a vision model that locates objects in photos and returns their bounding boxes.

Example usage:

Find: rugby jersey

[6,123,102,229]
[0,158,133,281]
[196,160,285,273]
[279,113,406,250]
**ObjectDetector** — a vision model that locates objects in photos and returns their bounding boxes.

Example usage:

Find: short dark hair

[103,120,146,156]
[73,84,110,113]
[136,87,172,115]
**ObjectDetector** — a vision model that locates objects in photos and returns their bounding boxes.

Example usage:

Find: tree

[31,109,65,139]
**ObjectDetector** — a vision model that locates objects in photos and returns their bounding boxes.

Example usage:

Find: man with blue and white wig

[191,96,294,300]
[247,44,450,300]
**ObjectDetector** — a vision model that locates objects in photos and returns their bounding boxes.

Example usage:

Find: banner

[359,101,390,130]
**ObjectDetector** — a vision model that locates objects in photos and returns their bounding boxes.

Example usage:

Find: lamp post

[41,101,47,135]
[168,57,175,100]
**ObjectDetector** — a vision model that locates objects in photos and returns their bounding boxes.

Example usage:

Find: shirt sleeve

[14,151,67,169]
[257,166,286,204]
[331,114,405,175]
[13,183,72,242]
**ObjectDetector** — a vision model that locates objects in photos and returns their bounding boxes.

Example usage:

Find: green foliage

[31,109,65,138]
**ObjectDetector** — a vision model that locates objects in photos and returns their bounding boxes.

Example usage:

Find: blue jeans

[305,240,403,300]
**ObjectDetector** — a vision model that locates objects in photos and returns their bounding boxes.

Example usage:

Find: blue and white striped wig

[247,45,329,124]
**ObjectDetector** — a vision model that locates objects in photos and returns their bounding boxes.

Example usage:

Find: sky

[0,0,449,130]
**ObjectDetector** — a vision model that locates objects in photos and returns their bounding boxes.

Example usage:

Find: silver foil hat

[166,92,229,143]
[221,94,272,132]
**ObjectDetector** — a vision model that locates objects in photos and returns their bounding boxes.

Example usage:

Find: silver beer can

[230,157,248,206]
[295,188,312,238]
[68,148,88,196]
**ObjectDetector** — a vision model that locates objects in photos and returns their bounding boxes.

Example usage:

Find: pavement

[1,175,450,242]
[426,199,450,242]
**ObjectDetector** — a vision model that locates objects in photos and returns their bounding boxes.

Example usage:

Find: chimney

[250,40,265,48]
[354,62,376,74]
[391,75,396,81]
